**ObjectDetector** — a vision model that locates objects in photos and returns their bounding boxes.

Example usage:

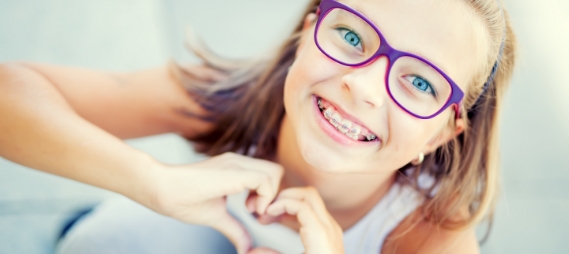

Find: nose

[340,56,390,109]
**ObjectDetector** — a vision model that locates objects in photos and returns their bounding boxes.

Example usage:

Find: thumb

[210,211,252,254]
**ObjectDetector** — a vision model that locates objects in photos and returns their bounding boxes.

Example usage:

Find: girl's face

[283,0,488,173]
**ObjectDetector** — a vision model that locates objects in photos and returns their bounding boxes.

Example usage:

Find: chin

[296,135,355,173]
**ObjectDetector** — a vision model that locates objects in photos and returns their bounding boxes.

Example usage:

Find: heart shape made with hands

[242,191,294,254]
[241,187,345,254]
[245,191,302,232]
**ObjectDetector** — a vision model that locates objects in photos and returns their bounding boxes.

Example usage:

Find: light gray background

[0,0,568,253]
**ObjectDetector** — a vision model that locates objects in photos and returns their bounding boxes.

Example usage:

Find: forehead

[337,0,489,90]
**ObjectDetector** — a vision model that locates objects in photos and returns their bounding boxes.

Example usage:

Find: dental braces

[320,100,376,141]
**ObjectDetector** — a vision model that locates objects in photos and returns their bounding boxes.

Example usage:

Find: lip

[312,95,382,147]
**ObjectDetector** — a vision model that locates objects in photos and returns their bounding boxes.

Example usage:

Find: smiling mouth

[316,97,379,142]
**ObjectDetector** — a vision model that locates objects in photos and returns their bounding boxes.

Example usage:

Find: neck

[275,116,395,229]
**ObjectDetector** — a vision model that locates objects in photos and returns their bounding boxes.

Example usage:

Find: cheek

[282,56,352,171]
[385,114,448,162]
[391,125,428,159]
[284,38,341,117]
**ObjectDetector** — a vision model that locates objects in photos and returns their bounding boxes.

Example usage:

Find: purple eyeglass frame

[314,0,464,119]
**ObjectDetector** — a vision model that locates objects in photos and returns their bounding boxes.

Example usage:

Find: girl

[0,0,516,253]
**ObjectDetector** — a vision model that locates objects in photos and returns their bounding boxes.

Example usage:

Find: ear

[422,118,465,155]
[296,13,318,56]
[303,13,317,31]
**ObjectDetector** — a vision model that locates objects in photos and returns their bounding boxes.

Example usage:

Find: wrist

[120,151,164,211]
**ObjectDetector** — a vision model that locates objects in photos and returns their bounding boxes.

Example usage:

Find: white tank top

[226,181,425,254]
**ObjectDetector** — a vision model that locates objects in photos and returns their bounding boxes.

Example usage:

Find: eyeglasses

[314,0,464,119]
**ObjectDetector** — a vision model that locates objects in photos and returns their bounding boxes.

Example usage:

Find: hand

[144,152,284,254]
[251,187,345,254]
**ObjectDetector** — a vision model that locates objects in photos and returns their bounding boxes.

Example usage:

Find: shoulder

[381,206,480,254]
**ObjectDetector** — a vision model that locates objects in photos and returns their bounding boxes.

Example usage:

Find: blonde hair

[413,0,517,231]
[171,0,517,235]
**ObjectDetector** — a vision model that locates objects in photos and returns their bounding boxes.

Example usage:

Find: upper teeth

[339,119,352,134]
[318,98,375,141]
[350,124,361,136]
[331,113,342,128]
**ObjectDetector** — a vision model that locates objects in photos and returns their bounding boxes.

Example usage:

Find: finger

[226,154,284,197]
[243,159,284,214]
[247,247,281,254]
[235,171,276,215]
[246,192,283,225]
[266,199,323,230]
[209,211,252,254]
[234,166,283,215]
[245,192,257,213]
[266,198,345,254]
[210,168,275,217]
[218,154,283,215]
[256,213,285,225]
[276,187,330,219]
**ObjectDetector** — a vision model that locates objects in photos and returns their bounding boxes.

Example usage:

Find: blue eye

[337,27,363,51]
[405,75,437,97]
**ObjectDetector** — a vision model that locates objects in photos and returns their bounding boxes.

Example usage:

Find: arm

[0,62,210,205]
[19,63,213,139]
[0,63,287,254]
